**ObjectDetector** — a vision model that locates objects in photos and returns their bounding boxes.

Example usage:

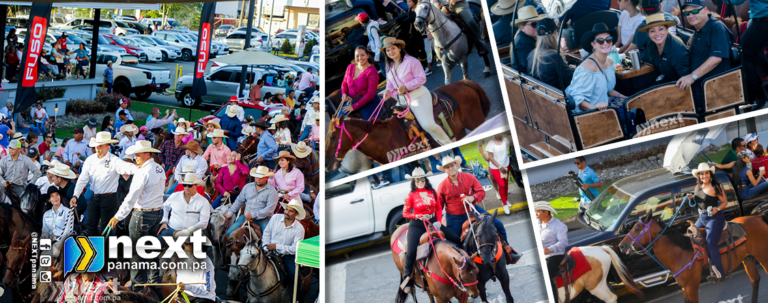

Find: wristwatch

[691,73,699,81]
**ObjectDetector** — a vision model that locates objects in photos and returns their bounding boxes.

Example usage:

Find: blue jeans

[445,205,507,242]
[452,147,467,167]
[212,193,238,210]
[298,126,312,141]
[739,180,768,200]
[129,209,163,289]
[695,212,726,276]
[18,125,41,135]
[35,121,46,134]
[166,181,178,195]
[225,214,270,237]
[282,255,296,280]
[157,226,177,247]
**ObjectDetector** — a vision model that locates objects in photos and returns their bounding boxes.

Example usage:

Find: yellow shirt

[285,96,296,108]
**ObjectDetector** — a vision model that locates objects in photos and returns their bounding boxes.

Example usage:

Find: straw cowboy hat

[42,160,50,167]
[581,23,618,53]
[181,165,195,173]
[268,124,276,130]
[242,126,254,136]
[171,127,189,136]
[637,13,678,32]
[270,114,289,124]
[120,124,139,135]
[12,133,23,140]
[692,162,716,179]
[280,197,306,220]
[291,141,312,158]
[491,0,522,15]
[122,154,134,161]
[276,150,296,162]
[125,140,160,154]
[405,167,433,180]
[175,118,191,129]
[207,129,227,138]
[226,105,241,118]
[204,121,221,129]
[436,156,463,172]
[250,166,275,178]
[379,37,406,51]
[49,163,76,179]
[181,140,204,155]
[534,201,559,215]
[89,131,119,147]
[179,173,198,185]
[513,5,548,26]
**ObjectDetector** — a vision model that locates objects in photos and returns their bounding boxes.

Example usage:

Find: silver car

[224,31,266,52]
[133,35,181,61]
[151,31,196,61]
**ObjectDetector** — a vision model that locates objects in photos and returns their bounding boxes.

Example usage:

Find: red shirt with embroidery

[403,188,442,223]
[437,172,486,216]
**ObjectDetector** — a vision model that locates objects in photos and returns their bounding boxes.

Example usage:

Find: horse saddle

[555,247,592,288]
[458,217,522,265]
[392,90,459,145]
[394,226,445,262]
[687,221,747,254]
[265,250,289,285]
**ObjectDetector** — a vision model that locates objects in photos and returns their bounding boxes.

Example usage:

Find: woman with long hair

[737,151,768,200]
[101,116,115,137]
[212,150,249,209]
[528,18,574,90]
[340,45,381,120]
[269,151,305,203]
[687,163,729,282]
[382,37,451,145]
[399,167,461,294]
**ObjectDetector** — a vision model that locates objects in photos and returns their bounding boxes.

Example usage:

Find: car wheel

[134,88,152,100]
[161,51,168,62]
[180,90,201,107]
[114,79,130,97]
[140,54,147,62]
[118,33,125,37]
[182,49,192,61]
[387,210,406,235]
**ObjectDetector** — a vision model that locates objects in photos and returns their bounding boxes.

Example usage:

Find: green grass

[547,180,616,220]
[693,145,731,163]
[457,142,519,183]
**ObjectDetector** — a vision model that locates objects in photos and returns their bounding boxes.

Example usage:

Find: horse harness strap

[246,257,284,297]
[435,31,463,52]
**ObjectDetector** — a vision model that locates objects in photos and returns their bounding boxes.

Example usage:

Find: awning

[295,235,319,268]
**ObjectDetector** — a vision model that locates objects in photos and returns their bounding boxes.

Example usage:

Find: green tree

[280,38,294,54]
[303,38,318,56]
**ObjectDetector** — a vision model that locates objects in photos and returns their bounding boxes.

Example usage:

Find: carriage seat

[687,221,747,253]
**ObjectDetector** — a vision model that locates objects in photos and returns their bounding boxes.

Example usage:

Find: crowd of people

[5,30,86,82]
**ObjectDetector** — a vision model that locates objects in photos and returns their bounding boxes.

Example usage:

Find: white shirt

[74,152,136,197]
[35,175,54,194]
[118,136,137,158]
[174,155,207,182]
[262,214,304,255]
[114,158,166,220]
[302,106,318,127]
[42,205,74,243]
[161,192,210,232]
[311,44,319,54]
[486,138,510,169]
[365,22,382,61]
[618,11,646,45]
[275,128,292,145]
[177,257,216,300]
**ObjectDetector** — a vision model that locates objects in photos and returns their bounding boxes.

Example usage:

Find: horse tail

[395,278,408,303]
[460,80,491,118]
[602,246,644,299]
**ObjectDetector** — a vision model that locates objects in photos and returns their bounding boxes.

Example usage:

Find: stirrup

[400,275,413,294]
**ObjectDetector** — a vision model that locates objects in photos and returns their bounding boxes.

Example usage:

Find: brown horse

[4,231,37,303]
[390,224,480,303]
[618,212,768,303]
[0,203,37,250]
[237,135,260,162]
[325,80,491,171]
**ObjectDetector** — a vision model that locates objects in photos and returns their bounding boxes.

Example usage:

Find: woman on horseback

[41,187,73,256]
[688,162,728,282]
[213,151,249,209]
[271,114,293,151]
[382,37,452,146]
[400,167,461,294]
[341,45,381,120]
[268,151,305,202]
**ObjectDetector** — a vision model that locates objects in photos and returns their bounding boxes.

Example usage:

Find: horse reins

[418,219,478,294]
[241,243,283,298]
[4,245,33,301]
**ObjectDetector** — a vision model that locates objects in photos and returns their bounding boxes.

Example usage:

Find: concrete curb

[486,201,529,215]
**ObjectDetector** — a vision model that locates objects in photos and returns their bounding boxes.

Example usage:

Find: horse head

[414,0,436,33]
[19,184,40,218]
[232,241,262,281]
[325,116,350,172]
[472,210,500,267]
[209,204,232,246]
[3,231,30,289]
[451,251,480,298]
[618,211,659,255]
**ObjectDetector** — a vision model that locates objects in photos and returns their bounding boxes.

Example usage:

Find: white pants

[396,86,451,145]
[424,38,433,63]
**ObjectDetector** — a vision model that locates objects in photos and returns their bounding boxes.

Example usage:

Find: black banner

[14,3,53,114]
[192,2,216,98]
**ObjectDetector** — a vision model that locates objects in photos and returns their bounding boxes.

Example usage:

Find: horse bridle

[453,255,478,292]
[417,2,450,32]
[473,216,499,273]
[625,218,655,254]
[4,245,32,300]
[240,242,284,297]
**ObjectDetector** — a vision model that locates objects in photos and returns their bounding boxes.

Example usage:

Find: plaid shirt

[158,140,185,168]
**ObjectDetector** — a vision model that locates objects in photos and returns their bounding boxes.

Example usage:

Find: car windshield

[110,36,129,45]
[114,21,129,28]
[585,185,634,229]
[131,38,151,47]
[174,34,190,42]
[147,36,168,46]
[97,35,111,44]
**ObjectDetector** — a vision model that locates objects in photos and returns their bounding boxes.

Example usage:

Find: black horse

[19,184,43,227]
[463,210,514,303]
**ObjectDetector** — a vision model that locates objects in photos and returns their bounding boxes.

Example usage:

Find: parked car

[272,32,306,46]
[293,61,319,74]
[215,25,232,37]
[227,26,264,36]
[121,37,163,62]
[94,53,171,100]
[139,18,180,30]
[114,15,138,22]
[68,25,112,34]
[51,15,68,26]
[58,19,139,36]
[124,21,149,35]
[133,35,181,61]
[224,31,266,52]
[151,30,196,61]
[100,34,146,58]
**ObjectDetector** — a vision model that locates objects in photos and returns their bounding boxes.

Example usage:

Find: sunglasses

[415,178,426,183]
[593,37,613,45]
[183,184,194,188]
[574,161,582,165]
[527,22,537,28]
[682,9,703,16]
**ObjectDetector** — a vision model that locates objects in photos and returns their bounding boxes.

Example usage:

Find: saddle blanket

[555,247,592,288]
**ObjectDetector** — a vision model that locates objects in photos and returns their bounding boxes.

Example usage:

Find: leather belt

[134,207,162,212]
[95,192,116,197]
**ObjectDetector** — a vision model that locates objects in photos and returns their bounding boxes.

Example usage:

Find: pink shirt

[215,161,249,194]
[203,143,231,167]
[310,124,320,141]
[268,167,305,198]
[182,133,194,144]
[385,55,427,96]
[341,63,379,111]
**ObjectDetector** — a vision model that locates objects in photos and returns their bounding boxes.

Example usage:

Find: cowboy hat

[268,124,276,130]
[207,129,227,138]
[89,131,119,147]
[534,201,559,215]
[252,120,269,129]
[46,186,60,196]
[242,126,254,136]
[85,117,99,128]
[512,5,548,26]
[581,23,618,53]
[405,167,433,180]
[380,37,406,51]
[745,133,759,144]
[226,105,241,118]
[692,162,716,178]
[491,0,522,15]
[120,124,139,135]
[204,121,221,129]
[182,165,195,173]
[229,96,239,103]
[181,140,204,155]
[276,150,296,162]
[49,163,76,179]
[175,118,191,129]
[179,173,198,185]
[436,156,463,171]
[42,160,50,167]
[122,154,134,161]
[171,128,189,136]
[280,197,306,220]
[125,140,160,154]
[270,114,289,124]
[636,14,678,32]
[250,166,274,178]
[291,141,312,158]
[12,132,23,140]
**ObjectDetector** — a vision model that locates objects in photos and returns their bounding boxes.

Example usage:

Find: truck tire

[134,88,152,100]
[114,79,131,97]
[161,51,168,62]
[750,201,768,215]
[387,209,406,235]
[180,89,201,107]
[182,49,192,61]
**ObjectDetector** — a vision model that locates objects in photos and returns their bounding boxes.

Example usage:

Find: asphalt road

[326,211,549,303]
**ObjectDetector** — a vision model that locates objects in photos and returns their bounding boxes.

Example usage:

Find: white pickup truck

[326,173,447,252]
[94,53,171,100]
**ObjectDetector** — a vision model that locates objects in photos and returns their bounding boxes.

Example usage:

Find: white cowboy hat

[692,162,716,178]
[745,133,759,143]
[42,160,51,166]
[182,165,195,173]
[122,154,134,161]
[491,0,522,16]
[291,141,312,158]
[171,128,189,136]
[534,201,558,215]
[268,124,276,130]
[242,126,254,136]
[226,105,241,118]
[175,118,190,128]
[120,124,139,135]
[49,163,76,179]
[436,156,463,172]
[207,129,227,138]
[179,173,198,185]
[270,114,289,124]
[250,166,274,178]
[280,197,306,220]
[89,131,119,147]
[405,167,433,180]
[512,5,548,26]
[125,140,160,154]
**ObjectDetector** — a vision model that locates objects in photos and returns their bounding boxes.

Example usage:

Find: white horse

[413,0,491,85]
[555,246,644,303]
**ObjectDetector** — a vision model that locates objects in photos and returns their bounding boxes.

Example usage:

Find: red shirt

[753,155,768,177]
[403,188,442,223]
[38,142,50,156]
[437,172,486,216]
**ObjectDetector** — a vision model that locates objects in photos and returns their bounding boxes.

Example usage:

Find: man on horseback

[262,197,306,285]
[432,0,481,41]
[202,129,231,169]
[224,166,279,234]
[252,120,278,169]
[157,173,210,246]
[0,139,40,198]
[535,201,569,303]
[171,141,207,191]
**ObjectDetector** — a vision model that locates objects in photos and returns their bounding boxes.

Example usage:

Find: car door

[206,69,235,103]
[327,179,374,243]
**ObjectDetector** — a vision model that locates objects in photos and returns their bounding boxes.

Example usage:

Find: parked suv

[134,35,181,61]
[215,25,232,37]
[58,19,139,36]
[224,31,266,52]
[152,30,196,61]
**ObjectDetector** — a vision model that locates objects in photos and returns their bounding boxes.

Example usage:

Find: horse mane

[656,219,694,251]
[340,118,375,133]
